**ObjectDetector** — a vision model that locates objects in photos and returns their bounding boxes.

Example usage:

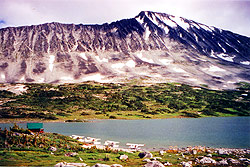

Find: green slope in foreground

[0,82,249,122]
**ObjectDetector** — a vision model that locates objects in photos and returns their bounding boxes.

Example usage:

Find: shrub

[95,112,102,115]
[109,115,117,119]
[81,112,90,116]
[65,119,83,122]
[104,154,110,161]
[149,111,160,115]
[141,107,149,113]
[201,108,218,116]
[0,90,15,98]
[56,112,70,116]
[156,108,171,113]
[181,112,200,118]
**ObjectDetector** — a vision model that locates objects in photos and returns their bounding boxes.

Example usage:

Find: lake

[0,117,249,149]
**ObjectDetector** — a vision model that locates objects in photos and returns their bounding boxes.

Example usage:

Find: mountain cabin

[27,123,44,133]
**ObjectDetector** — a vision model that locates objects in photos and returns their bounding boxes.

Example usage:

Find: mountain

[0,11,250,89]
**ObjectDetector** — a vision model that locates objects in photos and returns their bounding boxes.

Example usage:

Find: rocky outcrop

[0,11,250,89]
[143,160,165,167]
[180,161,192,167]
[119,154,128,160]
[110,165,123,167]
[54,162,87,167]
[48,146,57,152]
[91,164,123,167]
[216,159,228,166]
[138,151,153,159]
[195,157,216,164]
[92,164,111,167]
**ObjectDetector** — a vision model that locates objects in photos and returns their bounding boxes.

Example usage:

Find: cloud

[0,0,249,37]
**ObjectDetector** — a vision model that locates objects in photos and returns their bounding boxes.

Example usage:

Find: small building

[27,123,44,133]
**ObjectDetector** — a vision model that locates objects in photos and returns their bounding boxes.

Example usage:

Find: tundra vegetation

[0,82,249,122]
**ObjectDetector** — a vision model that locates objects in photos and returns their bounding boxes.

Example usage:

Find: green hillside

[0,82,249,121]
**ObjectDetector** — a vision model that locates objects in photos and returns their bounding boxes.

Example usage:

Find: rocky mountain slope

[0,11,250,89]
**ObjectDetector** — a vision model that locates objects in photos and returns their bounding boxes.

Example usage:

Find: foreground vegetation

[0,124,139,166]
[0,82,249,121]
[0,125,249,166]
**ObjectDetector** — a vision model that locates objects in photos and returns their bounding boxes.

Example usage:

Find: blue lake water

[1,117,249,149]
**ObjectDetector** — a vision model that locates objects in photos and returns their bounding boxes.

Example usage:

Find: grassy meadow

[0,82,249,122]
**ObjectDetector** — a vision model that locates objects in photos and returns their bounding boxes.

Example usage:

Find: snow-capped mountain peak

[0,11,249,89]
[135,11,250,65]
[136,11,214,33]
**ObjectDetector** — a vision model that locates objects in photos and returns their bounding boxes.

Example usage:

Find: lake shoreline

[0,115,242,123]
[1,117,249,149]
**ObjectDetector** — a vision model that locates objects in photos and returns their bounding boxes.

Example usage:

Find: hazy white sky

[0,0,249,37]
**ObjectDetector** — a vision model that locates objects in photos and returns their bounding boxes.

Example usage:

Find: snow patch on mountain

[49,55,55,72]
[96,56,108,63]
[217,53,235,62]
[218,43,227,53]
[207,65,226,72]
[145,27,150,40]
[126,60,136,68]
[160,59,173,65]
[152,73,162,77]
[111,63,125,69]
[137,52,154,63]
[60,76,74,81]
[173,67,186,73]
[111,59,135,69]
[1,73,5,80]
[146,12,159,26]
[82,73,110,83]
[171,17,190,30]
[155,13,176,27]
[188,78,198,82]
[38,78,45,83]
[199,24,213,32]
[135,17,144,25]
[241,61,250,65]
[194,33,199,42]
[80,53,87,60]
[20,76,25,82]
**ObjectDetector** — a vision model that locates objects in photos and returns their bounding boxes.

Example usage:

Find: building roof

[27,123,43,129]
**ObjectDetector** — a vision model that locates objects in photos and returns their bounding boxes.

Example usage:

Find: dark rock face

[33,62,46,74]
[0,11,249,89]
[0,62,8,69]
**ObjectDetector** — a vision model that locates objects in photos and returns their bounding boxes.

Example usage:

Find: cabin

[27,123,44,133]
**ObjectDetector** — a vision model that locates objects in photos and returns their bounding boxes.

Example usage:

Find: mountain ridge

[0,11,250,89]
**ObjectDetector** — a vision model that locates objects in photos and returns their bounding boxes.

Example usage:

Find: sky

[0,0,250,37]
